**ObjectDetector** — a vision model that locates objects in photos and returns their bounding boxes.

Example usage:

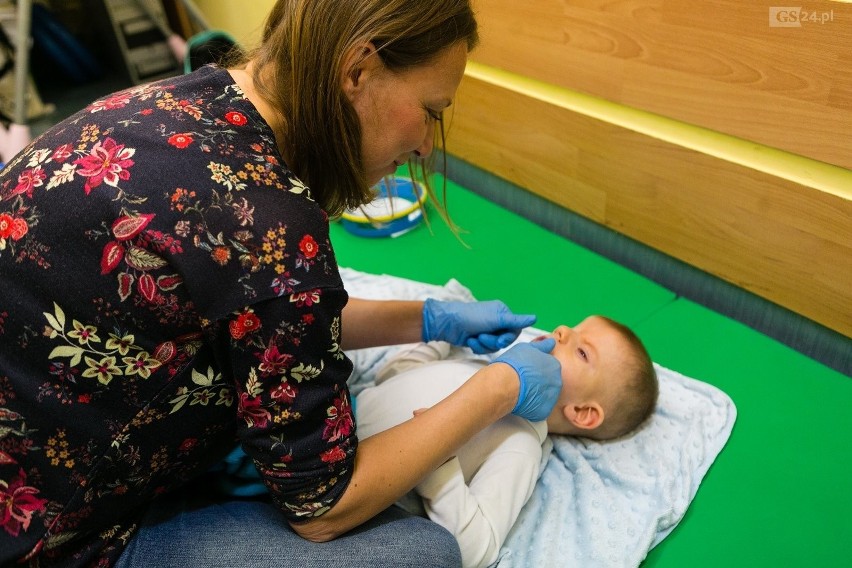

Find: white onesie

[355,358,550,568]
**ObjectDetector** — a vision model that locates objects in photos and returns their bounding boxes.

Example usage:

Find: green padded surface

[331,176,850,567]
[330,177,674,329]
[635,300,852,567]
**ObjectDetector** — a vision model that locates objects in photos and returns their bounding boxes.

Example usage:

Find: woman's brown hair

[242,0,478,218]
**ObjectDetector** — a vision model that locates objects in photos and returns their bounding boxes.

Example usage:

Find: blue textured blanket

[214,268,736,567]
[341,269,736,568]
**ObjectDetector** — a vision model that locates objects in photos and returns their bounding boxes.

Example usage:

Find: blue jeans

[115,494,461,568]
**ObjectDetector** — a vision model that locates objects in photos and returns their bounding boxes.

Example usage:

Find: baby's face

[534,316,630,406]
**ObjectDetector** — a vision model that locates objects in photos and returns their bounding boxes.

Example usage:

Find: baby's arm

[415,417,546,568]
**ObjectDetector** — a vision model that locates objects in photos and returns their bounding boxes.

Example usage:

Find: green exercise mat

[331,172,849,567]
[636,299,851,567]
[330,174,674,329]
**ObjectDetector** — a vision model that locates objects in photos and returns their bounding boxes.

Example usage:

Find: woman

[0,1,562,566]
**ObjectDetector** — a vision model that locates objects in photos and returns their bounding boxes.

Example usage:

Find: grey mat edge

[443,153,851,377]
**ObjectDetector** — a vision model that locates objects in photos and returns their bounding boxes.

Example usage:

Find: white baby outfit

[355,343,550,568]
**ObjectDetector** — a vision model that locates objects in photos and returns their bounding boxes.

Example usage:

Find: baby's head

[538,316,658,440]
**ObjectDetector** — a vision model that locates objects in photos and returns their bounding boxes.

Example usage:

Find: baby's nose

[552,325,571,342]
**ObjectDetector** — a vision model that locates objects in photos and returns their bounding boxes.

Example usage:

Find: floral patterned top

[0,66,356,566]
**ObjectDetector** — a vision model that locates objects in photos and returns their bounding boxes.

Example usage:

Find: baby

[355,315,658,568]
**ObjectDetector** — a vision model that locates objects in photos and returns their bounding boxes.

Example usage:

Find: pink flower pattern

[74,137,136,194]
[0,470,48,537]
[0,66,355,566]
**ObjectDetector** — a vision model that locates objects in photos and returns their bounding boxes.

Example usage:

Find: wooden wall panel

[471,0,852,169]
[448,75,852,336]
[193,0,270,48]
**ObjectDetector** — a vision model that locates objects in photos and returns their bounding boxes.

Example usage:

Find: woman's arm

[289,361,521,542]
[340,298,424,350]
[340,297,538,352]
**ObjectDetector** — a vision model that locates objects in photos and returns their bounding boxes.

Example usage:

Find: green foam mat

[332,175,850,566]
[330,177,674,329]
[635,299,852,567]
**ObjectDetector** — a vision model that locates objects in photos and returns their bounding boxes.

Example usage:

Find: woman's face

[344,41,469,186]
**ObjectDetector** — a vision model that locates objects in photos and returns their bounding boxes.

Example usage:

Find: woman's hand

[422,299,536,354]
[493,338,561,421]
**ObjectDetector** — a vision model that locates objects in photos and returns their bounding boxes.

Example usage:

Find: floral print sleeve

[0,66,355,566]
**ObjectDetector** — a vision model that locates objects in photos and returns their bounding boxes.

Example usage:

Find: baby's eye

[577,348,588,361]
[426,109,443,123]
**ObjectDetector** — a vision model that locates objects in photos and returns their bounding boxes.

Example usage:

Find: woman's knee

[408,518,462,567]
[348,506,461,567]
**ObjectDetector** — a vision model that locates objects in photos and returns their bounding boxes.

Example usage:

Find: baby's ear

[564,403,604,431]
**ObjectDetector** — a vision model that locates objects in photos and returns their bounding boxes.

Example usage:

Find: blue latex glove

[493,338,561,422]
[422,299,536,354]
